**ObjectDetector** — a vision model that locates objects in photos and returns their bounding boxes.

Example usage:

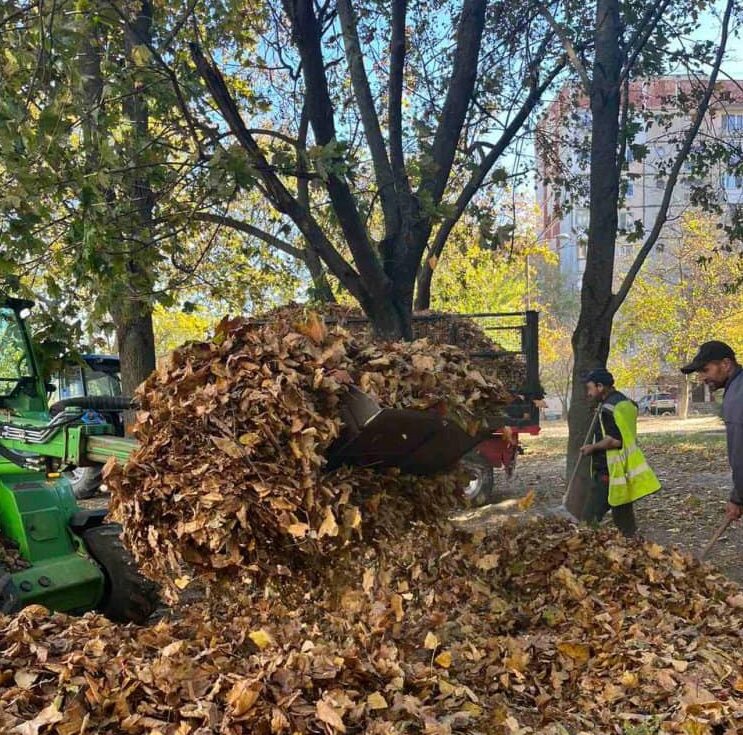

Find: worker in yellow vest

[579,368,661,537]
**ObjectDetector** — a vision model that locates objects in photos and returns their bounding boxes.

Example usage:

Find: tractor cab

[0,297,47,416]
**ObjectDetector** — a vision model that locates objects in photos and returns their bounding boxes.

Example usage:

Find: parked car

[638,392,677,416]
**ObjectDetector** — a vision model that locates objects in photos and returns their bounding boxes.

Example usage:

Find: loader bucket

[326,387,484,476]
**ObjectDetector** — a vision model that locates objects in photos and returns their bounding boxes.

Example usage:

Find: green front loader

[0,295,156,622]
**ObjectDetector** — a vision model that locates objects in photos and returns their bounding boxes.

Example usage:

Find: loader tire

[66,466,104,500]
[461,451,497,507]
[83,524,158,624]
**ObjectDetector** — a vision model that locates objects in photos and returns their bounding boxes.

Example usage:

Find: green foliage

[152,304,214,358]
[611,211,743,387]
[429,205,551,313]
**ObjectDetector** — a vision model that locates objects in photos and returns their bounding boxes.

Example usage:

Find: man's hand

[726,500,743,521]
[579,444,595,456]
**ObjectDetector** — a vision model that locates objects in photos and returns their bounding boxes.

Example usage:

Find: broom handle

[699,516,733,561]
[562,405,602,505]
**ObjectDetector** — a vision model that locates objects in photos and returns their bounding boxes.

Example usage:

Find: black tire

[461,451,497,506]
[82,524,158,624]
[66,466,104,500]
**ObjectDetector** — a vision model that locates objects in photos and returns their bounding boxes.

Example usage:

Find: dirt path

[453,416,743,584]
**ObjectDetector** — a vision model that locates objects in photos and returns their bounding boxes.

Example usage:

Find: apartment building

[536,77,743,289]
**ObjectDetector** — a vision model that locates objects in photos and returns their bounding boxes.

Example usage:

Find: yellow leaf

[556,641,590,664]
[424,631,439,650]
[517,489,536,510]
[315,700,346,732]
[362,567,375,594]
[439,677,455,695]
[644,542,665,559]
[434,651,452,668]
[476,553,499,571]
[621,671,639,688]
[248,629,274,650]
[174,576,191,590]
[238,432,261,447]
[343,505,362,530]
[287,523,309,538]
[318,506,339,538]
[390,593,404,622]
[428,255,438,270]
[366,692,388,710]
[227,680,260,717]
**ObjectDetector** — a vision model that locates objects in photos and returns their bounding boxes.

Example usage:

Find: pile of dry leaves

[268,303,528,389]
[106,311,511,587]
[2,518,741,734]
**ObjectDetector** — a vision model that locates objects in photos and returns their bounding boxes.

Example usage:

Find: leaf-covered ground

[41,417,738,735]
[473,416,741,583]
[2,518,742,734]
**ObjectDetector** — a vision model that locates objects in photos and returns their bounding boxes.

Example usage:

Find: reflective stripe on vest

[599,399,661,506]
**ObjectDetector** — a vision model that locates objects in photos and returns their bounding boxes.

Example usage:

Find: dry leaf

[367,692,388,710]
[516,489,536,511]
[424,632,439,650]
[435,651,453,668]
[316,700,346,732]
[248,629,274,650]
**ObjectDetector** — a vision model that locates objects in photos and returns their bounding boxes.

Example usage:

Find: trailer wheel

[83,524,158,624]
[461,452,497,506]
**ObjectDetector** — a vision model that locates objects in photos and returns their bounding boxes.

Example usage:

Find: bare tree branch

[280,0,389,291]
[189,42,366,300]
[336,0,399,235]
[619,0,674,85]
[415,52,566,306]
[192,212,304,259]
[416,0,487,209]
[388,0,409,198]
[537,2,591,94]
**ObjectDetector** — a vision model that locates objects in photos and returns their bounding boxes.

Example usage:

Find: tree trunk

[115,0,157,394]
[678,374,690,419]
[304,246,336,303]
[111,301,156,397]
[414,265,434,312]
[564,0,621,519]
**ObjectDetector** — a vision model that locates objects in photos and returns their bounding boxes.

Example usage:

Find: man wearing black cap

[579,368,660,536]
[681,341,743,522]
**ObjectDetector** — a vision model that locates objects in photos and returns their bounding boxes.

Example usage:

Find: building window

[626,181,635,197]
[724,114,743,133]
[656,241,665,253]
[572,208,590,231]
[618,211,632,231]
[578,242,587,260]
[722,173,743,190]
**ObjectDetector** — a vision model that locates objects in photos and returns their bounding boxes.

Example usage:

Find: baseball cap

[680,341,736,374]
[582,368,614,386]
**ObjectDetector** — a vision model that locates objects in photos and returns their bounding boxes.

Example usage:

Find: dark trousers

[583,473,637,538]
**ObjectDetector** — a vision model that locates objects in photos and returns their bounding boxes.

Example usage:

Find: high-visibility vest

[600,399,661,507]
